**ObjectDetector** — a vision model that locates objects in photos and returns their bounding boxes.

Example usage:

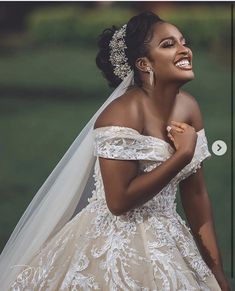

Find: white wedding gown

[9,126,222,291]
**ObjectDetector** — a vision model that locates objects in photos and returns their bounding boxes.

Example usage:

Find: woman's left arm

[179,91,230,290]
[179,168,230,290]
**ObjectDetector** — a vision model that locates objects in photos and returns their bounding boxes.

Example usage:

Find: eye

[162,40,174,48]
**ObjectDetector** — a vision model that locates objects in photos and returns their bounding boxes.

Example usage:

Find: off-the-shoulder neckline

[93,125,205,150]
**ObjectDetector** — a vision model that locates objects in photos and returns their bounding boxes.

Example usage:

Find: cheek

[154,52,175,69]
[154,60,174,75]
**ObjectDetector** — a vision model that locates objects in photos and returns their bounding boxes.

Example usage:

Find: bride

[0,11,230,291]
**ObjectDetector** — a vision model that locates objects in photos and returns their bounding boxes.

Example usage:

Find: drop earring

[147,67,154,86]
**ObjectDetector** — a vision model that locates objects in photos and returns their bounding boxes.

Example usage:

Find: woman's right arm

[98,122,197,216]
[99,148,191,216]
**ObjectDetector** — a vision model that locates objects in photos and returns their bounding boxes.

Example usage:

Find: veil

[0,70,134,290]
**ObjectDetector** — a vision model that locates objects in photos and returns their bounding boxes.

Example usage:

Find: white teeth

[175,59,190,67]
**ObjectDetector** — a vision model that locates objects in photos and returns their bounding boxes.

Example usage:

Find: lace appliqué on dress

[10,126,216,291]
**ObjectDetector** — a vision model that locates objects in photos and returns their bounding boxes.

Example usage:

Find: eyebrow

[159,35,185,45]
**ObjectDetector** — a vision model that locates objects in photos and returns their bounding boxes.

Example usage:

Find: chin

[182,73,195,82]
[174,70,195,85]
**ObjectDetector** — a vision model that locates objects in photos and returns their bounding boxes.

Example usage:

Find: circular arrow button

[212,140,227,156]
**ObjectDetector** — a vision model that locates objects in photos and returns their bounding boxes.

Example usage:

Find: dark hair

[96,11,164,88]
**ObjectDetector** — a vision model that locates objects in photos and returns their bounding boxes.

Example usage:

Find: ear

[135,57,151,73]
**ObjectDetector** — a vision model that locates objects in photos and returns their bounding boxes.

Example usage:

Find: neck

[140,80,181,117]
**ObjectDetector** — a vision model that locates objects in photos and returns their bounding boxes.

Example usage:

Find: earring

[147,67,154,86]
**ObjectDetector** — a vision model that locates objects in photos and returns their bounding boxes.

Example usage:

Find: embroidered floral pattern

[10,126,219,291]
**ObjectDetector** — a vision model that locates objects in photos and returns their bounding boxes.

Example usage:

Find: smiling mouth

[174,58,192,70]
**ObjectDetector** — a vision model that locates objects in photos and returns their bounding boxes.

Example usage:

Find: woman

[0,11,230,290]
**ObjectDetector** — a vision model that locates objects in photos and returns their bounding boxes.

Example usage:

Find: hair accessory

[109,24,132,80]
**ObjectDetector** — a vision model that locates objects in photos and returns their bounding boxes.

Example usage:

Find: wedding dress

[9,125,222,291]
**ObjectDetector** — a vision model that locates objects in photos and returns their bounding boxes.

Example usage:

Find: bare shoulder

[178,90,204,131]
[94,88,144,132]
[178,89,197,104]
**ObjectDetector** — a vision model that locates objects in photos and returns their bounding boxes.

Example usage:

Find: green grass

[0,46,111,97]
[0,46,233,284]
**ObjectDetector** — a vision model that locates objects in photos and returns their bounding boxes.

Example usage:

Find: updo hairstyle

[96,11,164,88]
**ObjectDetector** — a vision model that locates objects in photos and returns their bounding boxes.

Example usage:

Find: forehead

[150,22,183,43]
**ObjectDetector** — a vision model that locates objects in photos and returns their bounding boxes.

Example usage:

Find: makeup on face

[158,35,192,70]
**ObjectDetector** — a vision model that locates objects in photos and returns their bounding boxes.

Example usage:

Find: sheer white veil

[0,70,134,290]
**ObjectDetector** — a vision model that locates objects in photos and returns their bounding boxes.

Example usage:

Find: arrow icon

[212,140,227,156]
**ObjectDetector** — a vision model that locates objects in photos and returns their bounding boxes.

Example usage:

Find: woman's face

[146,22,194,84]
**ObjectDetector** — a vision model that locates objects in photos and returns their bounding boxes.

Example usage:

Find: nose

[177,43,190,55]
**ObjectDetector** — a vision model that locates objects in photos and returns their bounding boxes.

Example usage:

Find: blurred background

[0,1,233,287]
